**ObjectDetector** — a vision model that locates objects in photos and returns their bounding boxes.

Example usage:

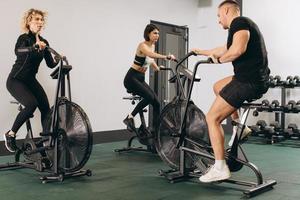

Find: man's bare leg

[213,76,239,121]
[199,95,236,182]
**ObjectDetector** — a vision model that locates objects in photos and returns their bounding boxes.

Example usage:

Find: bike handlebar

[175,51,197,72]
[159,67,173,71]
[45,46,69,64]
[160,52,213,85]
[16,45,68,64]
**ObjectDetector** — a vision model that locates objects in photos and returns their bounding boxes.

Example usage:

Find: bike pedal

[170,133,180,137]
[35,138,50,145]
[41,157,52,169]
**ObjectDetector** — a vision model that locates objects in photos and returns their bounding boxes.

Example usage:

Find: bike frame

[0,47,91,183]
[158,53,277,197]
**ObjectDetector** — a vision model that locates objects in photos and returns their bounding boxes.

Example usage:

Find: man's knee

[213,76,233,95]
[213,81,225,95]
[206,111,223,124]
[213,82,220,95]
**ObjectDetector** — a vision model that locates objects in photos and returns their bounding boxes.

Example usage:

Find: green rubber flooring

[0,140,299,200]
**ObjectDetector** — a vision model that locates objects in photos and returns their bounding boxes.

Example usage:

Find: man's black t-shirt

[227,16,270,83]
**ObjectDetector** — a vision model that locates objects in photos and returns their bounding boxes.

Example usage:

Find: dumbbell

[295,100,300,112]
[270,100,280,110]
[284,123,300,140]
[284,100,296,112]
[252,109,259,117]
[285,76,294,87]
[265,121,284,142]
[292,76,300,87]
[271,121,285,141]
[259,99,270,111]
[264,121,281,135]
[262,99,269,106]
[249,120,267,137]
[285,100,300,113]
[260,99,280,112]
[268,76,274,87]
[268,75,282,87]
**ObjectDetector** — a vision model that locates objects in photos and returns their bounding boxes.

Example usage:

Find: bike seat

[123,90,142,102]
[126,89,140,96]
[126,89,134,94]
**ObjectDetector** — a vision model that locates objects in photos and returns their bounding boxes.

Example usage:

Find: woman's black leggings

[124,68,160,127]
[6,76,50,133]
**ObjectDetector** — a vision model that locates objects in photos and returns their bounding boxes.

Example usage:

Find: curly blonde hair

[21,8,47,33]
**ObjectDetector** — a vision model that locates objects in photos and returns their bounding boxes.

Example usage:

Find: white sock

[128,114,134,119]
[233,118,240,123]
[214,160,226,170]
[8,130,16,137]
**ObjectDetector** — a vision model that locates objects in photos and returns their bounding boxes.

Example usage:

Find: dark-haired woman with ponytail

[123,24,176,132]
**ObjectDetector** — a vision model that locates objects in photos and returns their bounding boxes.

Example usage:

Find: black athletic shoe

[3,131,17,153]
[123,116,135,132]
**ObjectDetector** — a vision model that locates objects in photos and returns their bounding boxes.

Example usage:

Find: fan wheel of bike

[43,98,93,173]
[155,100,213,171]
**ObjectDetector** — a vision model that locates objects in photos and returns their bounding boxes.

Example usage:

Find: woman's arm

[43,40,59,68]
[139,43,169,60]
[14,35,35,55]
[150,61,160,71]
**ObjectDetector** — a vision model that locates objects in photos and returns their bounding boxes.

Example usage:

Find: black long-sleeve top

[9,31,58,81]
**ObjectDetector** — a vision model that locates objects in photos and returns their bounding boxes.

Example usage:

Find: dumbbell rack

[253,75,300,143]
[275,76,299,131]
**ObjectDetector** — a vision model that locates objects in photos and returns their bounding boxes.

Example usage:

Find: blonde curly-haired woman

[4,8,58,152]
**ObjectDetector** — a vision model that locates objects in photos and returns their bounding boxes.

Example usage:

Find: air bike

[0,47,93,183]
[155,52,276,197]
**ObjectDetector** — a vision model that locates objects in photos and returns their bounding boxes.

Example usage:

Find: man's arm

[218,30,250,63]
[192,45,227,57]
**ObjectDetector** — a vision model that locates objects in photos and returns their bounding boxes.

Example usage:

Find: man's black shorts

[219,77,269,108]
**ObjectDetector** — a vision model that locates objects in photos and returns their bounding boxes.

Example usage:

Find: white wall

[243,0,300,126]
[0,0,225,139]
[0,0,251,140]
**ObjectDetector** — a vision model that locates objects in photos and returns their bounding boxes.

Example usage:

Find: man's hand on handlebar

[166,54,176,61]
[190,48,200,55]
[208,54,221,64]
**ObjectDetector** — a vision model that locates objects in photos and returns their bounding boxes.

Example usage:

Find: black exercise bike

[0,47,93,183]
[115,93,156,153]
[155,52,276,197]
[115,62,184,154]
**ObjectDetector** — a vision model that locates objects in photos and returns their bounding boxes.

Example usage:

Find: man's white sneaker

[199,164,231,183]
[228,125,252,146]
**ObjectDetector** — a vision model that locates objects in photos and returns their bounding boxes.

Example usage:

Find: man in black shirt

[192,0,270,182]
